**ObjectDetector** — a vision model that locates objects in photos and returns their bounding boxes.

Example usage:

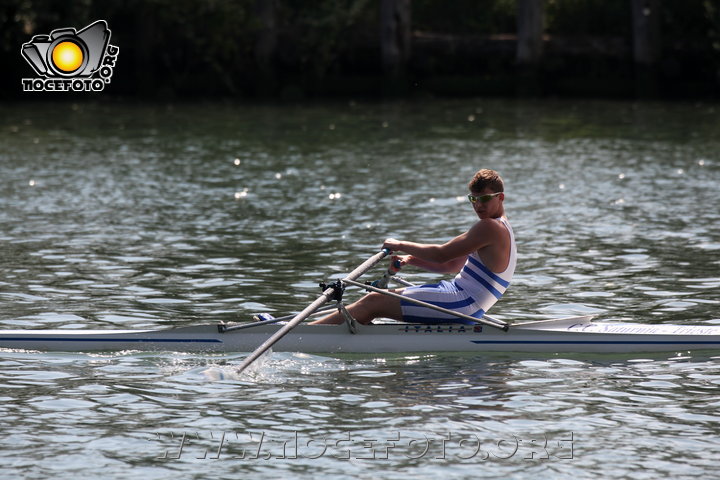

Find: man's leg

[309,291,404,325]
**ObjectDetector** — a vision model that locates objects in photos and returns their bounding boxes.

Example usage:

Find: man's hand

[382,238,403,252]
[390,255,411,272]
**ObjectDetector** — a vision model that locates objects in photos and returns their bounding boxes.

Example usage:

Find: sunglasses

[467,192,502,204]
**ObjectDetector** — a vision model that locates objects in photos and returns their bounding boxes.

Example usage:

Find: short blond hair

[468,169,504,193]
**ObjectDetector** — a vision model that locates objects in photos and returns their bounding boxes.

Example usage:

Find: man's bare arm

[383,220,498,264]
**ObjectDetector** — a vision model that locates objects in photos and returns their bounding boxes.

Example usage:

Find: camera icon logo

[21,20,119,92]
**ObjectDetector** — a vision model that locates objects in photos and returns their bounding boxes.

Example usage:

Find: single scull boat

[3,250,719,356]
[2,316,720,354]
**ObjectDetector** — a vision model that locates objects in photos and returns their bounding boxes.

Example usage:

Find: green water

[1,99,719,479]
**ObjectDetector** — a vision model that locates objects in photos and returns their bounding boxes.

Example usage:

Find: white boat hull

[2,316,720,354]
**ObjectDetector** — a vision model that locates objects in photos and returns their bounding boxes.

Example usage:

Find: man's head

[467,169,505,219]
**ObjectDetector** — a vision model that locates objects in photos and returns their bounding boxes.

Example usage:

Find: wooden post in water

[516,0,545,96]
[631,0,661,97]
[380,0,411,94]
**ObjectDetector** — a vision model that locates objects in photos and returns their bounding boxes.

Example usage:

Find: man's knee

[354,292,382,315]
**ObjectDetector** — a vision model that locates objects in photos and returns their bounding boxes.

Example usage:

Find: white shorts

[399,280,485,324]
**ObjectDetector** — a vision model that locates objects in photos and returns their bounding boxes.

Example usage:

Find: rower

[310,169,516,326]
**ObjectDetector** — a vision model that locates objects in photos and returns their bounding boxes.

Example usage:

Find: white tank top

[453,217,516,310]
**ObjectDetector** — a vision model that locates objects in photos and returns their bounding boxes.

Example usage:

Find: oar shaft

[235,293,334,372]
[235,249,390,374]
[391,276,414,287]
[342,278,509,331]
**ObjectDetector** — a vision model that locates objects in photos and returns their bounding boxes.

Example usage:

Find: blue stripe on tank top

[466,255,510,288]
[460,265,504,299]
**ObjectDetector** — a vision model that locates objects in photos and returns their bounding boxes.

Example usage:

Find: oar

[235,249,391,374]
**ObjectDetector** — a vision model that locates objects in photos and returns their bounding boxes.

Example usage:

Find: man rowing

[310,168,516,325]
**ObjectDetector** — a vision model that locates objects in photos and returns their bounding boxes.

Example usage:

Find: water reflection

[3,348,719,477]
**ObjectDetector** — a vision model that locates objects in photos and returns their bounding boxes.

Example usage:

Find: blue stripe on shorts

[400,280,483,325]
